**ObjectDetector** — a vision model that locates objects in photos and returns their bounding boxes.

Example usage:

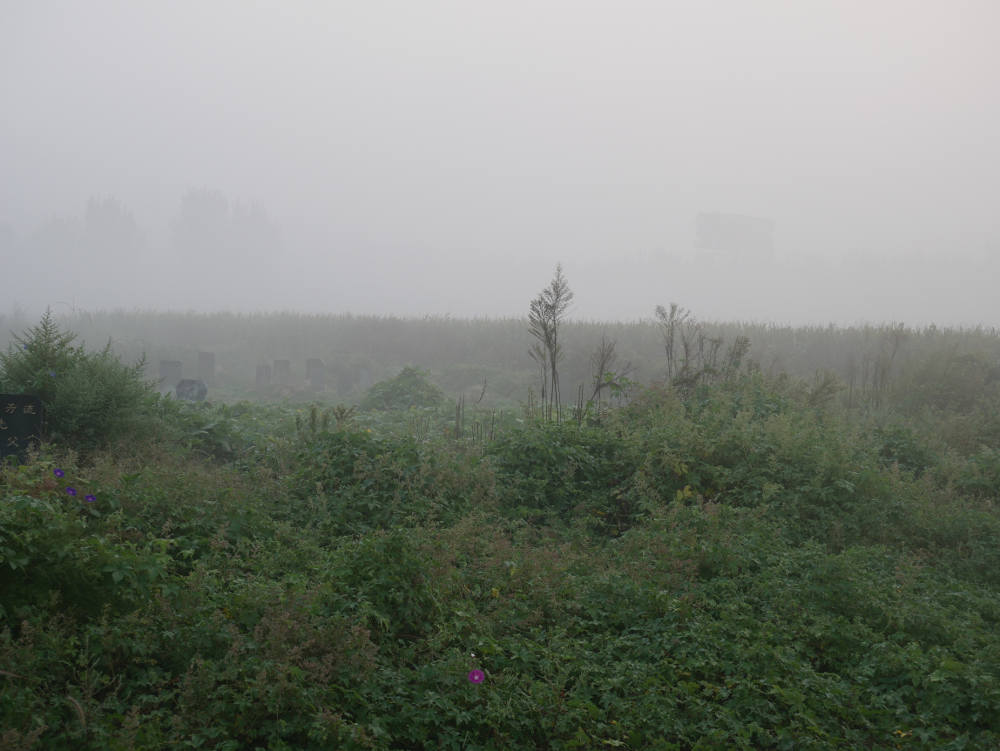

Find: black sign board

[0,394,44,463]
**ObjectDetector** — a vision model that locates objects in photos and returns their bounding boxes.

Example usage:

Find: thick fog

[2,1,998,325]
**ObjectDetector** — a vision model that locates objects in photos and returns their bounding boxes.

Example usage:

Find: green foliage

[486,421,643,533]
[950,446,1000,500]
[0,463,173,623]
[897,350,1000,414]
[326,528,440,644]
[933,393,1000,456]
[359,366,446,411]
[287,429,491,536]
[874,422,938,476]
[0,310,80,399]
[0,310,157,451]
[2,345,1000,748]
[155,399,255,464]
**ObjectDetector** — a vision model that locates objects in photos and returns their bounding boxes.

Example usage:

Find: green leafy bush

[0,469,172,621]
[874,422,939,476]
[287,429,491,536]
[0,310,157,451]
[933,393,1000,455]
[485,421,642,531]
[359,366,446,411]
[897,350,1000,414]
[153,398,259,464]
[4,344,1000,749]
[326,528,440,645]
[953,446,1000,499]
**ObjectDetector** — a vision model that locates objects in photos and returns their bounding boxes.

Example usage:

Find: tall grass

[3,310,997,413]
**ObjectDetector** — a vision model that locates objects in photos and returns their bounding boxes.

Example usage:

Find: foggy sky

[2,1,998,325]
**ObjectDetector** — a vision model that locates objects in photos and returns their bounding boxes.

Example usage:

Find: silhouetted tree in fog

[528,264,573,421]
[83,196,142,259]
[170,189,230,255]
[168,189,281,307]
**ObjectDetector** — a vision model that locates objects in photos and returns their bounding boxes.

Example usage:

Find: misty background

[2,1,998,326]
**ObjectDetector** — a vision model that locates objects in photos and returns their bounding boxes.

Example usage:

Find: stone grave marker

[273,359,291,386]
[358,366,373,391]
[198,351,216,384]
[306,358,326,391]
[0,394,44,463]
[176,379,208,401]
[256,363,272,391]
[159,360,183,391]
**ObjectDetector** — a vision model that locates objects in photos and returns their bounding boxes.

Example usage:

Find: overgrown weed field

[1,313,999,749]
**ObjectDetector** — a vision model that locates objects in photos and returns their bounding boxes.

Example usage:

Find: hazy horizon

[3,1,998,327]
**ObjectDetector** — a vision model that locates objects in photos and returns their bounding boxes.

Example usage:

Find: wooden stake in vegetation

[528,264,573,422]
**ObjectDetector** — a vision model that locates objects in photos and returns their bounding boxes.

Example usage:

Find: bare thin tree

[528,264,573,421]
[589,335,634,404]
[655,303,690,383]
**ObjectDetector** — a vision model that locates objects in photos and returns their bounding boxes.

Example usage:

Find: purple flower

[48,371,56,377]
[54,469,65,478]
[66,487,76,496]
[468,670,485,684]
[85,494,96,503]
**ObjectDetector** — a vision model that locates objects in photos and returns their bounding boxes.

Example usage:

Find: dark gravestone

[198,351,216,384]
[256,364,272,391]
[159,360,183,390]
[0,394,44,463]
[273,359,291,386]
[358,367,372,391]
[306,358,326,391]
[176,379,208,401]
[336,366,354,396]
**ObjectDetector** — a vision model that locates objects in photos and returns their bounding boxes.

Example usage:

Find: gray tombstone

[197,351,216,384]
[306,358,326,391]
[176,378,208,401]
[273,359,291,386]
[0,394,44,463]
[255,363,272,391]
[358,366,372,391]
[159,360,183,390]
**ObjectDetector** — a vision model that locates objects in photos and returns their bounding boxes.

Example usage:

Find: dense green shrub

[932,393,1000,455]
[0,493,116,619]
[873,422,939,476]
[287,429,491,536]
[622,376,893,547]
[485,421,642,531]
[0,310,157,451]
[359,366,446,411]
[324,528,440,645]
[896,350,1000,414]
[3,346,1000,749]
[952,446,1000,499]
[151,398,271,465]
[0,470,172,621]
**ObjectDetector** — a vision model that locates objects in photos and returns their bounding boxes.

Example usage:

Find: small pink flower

[468,670,485,684]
